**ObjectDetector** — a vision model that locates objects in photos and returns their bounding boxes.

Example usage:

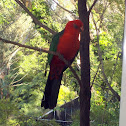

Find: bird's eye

[73,23,79,29]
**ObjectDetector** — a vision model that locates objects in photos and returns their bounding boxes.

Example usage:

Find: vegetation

[0,0,124,125]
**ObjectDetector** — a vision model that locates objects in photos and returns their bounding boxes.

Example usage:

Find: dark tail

[41,72,63,109]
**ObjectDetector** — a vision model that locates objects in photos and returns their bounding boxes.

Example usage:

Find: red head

[65,19,83,33]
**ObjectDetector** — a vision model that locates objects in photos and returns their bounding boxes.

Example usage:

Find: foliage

[0,98,18,125]
[90,89,119,126]
[0,99,60,126]
[58,85,77,105]
[71,89,119,126]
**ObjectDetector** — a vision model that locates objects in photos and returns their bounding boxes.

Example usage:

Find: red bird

[41,20,83,109]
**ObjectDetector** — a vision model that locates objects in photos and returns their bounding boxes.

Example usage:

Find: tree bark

[78,0,91,126]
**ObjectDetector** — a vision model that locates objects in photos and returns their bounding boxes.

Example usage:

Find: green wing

[48,30,64,64]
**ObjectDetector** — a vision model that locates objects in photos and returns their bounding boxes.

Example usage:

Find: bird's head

[65,19,84,33]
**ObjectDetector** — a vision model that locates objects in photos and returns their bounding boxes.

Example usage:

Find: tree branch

[91,63,101,88]
[52,0,78,19]
[0,37,81,86]
[15,0,56,35]
[10,73,28,85]
[110,52,121,84]
[88,0,98,14]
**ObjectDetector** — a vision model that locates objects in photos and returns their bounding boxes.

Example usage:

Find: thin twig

[10,71,19,84]
[11,83,30,87]
[90,63,101,88]
[52,0,78,19]
[109,52,121,85]
[10,73,28,85]
[53,0,73,14]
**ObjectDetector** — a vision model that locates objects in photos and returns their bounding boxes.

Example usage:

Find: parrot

[41,19,83,109]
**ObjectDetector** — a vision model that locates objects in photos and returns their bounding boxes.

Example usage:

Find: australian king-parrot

[41,19,83,109]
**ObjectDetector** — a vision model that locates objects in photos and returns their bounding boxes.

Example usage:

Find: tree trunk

[78,0,91,126]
